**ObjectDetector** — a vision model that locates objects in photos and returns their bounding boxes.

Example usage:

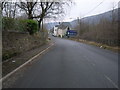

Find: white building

[57,25,70,38]
[53,25,59,37]
[53,22,71,38]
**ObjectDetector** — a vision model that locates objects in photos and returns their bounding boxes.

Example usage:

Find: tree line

[1,0,72,33]
[75,9,119,46]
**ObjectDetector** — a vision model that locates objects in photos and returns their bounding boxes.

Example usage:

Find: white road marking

[0,43,54,83]
[83,55,118,89]
[104,74,119,89]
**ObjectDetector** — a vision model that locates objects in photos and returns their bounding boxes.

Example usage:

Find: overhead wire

[81,0,105,18]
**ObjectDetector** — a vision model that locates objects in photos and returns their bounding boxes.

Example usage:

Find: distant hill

[45,22,72,30]
[44,22,59,30]
[45,8,119,30]
[70,8,118,28]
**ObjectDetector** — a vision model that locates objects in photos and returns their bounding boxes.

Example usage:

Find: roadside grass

[69,38,120,53]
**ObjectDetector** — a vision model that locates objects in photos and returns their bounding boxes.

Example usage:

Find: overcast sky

[62,0,120,22]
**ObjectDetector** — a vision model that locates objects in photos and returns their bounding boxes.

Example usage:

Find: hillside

[45,8,119,31]
[70,8,118,28]
[45,22,59,30]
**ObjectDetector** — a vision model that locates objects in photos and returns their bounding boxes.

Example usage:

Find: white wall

[53,26,58,36]
[58,28,68,38]
[54,26,70,38]
[58,29,63,38]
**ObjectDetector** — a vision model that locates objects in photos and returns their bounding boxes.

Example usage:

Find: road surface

[11,37,119,88]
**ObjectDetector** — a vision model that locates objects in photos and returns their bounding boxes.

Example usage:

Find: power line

[82,0,105,18]
[77,0,105,37]
[113,3,119,8]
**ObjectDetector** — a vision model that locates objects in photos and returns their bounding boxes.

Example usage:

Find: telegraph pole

[77,17,81,38]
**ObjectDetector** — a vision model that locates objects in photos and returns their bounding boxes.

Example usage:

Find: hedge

[2,17,38,35]
[26,19,38,35]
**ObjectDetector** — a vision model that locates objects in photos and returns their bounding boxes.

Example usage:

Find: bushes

[2,17,15,31]
[26,20,38,35]
[16,19,28,32]
[75,18,119,46]
[2,17,38,35]
[3,51,18,61]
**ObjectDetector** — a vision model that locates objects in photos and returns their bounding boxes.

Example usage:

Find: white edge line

[104,74,119,89]
[0,43,54,82]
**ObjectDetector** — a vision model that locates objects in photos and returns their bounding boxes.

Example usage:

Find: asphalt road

[12,36,119,88]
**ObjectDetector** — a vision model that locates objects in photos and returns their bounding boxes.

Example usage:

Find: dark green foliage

[15,19,28,32]
[2,17,38,35]
[26,20,38,35]
[2,17,15,31]
[2,51,18,61]
[2,17,27,32]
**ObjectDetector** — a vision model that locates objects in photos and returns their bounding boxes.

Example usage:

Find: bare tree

[30,1,71,30]
[16,0,38,19]
[2,0,72,31]
[2,1,18,18]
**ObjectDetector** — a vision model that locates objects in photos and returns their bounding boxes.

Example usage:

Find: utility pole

[77,17,81,38]
[118,1,120,46]
[112,2,115,24]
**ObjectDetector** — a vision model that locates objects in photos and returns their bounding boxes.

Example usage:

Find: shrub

[26,20,38,35]
[2,51,18,61]
[15,19,28,32]
[2,17,15,31]
[2,17,38,35]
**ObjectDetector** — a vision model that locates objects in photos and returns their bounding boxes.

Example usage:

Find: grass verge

[69,38,120,53]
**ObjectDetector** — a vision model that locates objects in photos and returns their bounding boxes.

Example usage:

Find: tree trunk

[28,12,33,19]
[38,18,42,31]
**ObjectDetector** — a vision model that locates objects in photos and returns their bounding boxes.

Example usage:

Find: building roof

[55,25,59,27]
[58,22,71,30]
[58,25,68,30]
